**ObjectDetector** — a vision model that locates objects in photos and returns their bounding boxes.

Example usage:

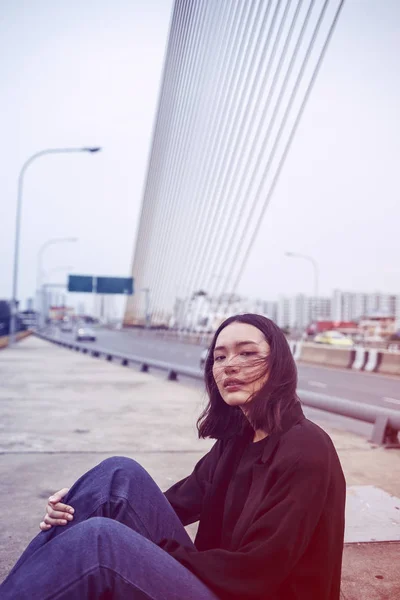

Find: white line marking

[308,380,327,389]
[383,397,400,405]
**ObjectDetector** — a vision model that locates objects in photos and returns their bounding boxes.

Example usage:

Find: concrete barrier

[298,343,353,369]
[378,351,400,376]
[0,330,32,349]
[293,341,302,361]
[352,347,367,371]
[364,348,382,373]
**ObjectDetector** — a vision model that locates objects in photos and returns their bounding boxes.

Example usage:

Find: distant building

[331,290,398,322]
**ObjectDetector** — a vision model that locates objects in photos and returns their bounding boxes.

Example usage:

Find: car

[60,321,73,332]
[76,327,96,342]
[313,331,354,347]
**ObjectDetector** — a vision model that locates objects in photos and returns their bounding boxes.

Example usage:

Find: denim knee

[98,456,147,478]
[64,518,124,565]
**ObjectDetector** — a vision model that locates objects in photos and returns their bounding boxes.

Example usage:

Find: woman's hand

[39,488,74,531]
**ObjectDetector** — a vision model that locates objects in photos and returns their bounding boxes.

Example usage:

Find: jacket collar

[259,401,305,464]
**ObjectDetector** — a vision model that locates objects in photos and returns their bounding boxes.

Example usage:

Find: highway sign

[96,277,134,295]
[68,275,94,293]
[68,275,134,295]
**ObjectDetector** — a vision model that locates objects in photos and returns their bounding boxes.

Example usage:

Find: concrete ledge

[379,351,400,377]
[0,330,32,349]
[341,542,400,599]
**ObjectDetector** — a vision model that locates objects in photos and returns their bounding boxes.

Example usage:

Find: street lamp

[37,239,78,294]
[9,146,101,344]
[36,241,77,329]
[285,252,319,322]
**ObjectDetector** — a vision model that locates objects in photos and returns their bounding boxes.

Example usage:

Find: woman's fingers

[47,502,74,515]
[48,488,70,504]
[39,488,74,530]
[43,513,69,526]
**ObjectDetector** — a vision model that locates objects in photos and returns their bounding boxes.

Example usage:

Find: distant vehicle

[200,348,208,369]
[60,321,73,332]
[76,327,96,342]
[314,331,354,347]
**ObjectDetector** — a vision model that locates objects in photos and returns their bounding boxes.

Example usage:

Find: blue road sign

[68,275,94,293]
[68,275,134,295]
[96,277,134,295]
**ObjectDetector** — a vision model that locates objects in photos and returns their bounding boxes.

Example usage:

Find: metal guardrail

[35,332,400,448]
[35,332,203,381]
[298,389,400,448]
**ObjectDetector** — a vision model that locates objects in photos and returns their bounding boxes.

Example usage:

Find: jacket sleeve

[163,439,224,526]
[160,447,333,599]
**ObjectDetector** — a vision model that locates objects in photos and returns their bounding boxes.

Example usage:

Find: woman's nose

[224,358,240,373]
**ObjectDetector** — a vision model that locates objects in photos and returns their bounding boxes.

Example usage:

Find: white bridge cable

[229,0,346,301]
[157,1,240,326]
[144,1,214,322]
[208,0,320,316]
[148,1,215,323]
[150,1,236,323]
[172,0,260,319]
[189,0,299,328]
[156,0,256,323]
[177,0,272,325]
[127,0,189,321]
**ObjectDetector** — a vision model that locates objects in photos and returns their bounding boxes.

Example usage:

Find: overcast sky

[1,0,399,316]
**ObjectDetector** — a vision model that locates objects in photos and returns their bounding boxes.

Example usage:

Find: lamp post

[9,146,101,344]
[285,252,319,323]
[37,239,77,290]
[37,256,76,328]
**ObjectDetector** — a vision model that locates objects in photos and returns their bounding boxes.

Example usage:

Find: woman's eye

[241,352,256,357]
[214,355,225,362]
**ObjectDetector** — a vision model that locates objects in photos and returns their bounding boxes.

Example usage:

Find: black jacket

[161,403,346,600]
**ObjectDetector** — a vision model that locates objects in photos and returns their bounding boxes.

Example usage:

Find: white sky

[1,0,399,315]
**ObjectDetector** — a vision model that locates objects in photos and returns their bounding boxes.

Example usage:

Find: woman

[0,314,346,599]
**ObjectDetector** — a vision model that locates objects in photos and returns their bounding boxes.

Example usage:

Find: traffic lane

[297,364,400,411]
[57,328,399,411]
[58,328,203,369]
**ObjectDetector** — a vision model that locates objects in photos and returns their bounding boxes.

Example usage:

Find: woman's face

[212,322,270,407]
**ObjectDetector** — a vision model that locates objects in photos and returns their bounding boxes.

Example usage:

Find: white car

[76,327,96,342]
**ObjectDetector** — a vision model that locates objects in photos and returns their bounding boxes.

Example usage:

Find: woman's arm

[164,439,224,525]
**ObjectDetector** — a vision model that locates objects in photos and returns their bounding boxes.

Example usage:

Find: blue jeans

[0,457,219,600]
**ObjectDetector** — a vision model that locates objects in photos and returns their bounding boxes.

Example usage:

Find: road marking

[383,397,400,405]
[308,380,327,389]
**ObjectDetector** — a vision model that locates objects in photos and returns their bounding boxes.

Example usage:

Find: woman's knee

[96,456,155,494]
[98,456,148,479]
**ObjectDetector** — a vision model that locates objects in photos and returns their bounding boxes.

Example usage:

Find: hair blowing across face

[197,314,299,439]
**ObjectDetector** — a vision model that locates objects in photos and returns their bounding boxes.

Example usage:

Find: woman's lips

[224,384,242,392]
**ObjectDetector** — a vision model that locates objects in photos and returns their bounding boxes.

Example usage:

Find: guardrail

[35,331,202,381]
[34,332,400,448]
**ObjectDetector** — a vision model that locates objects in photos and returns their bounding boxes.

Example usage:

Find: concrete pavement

[0,336,399,599]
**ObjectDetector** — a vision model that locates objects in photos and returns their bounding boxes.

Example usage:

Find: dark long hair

[197,314,298,439]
